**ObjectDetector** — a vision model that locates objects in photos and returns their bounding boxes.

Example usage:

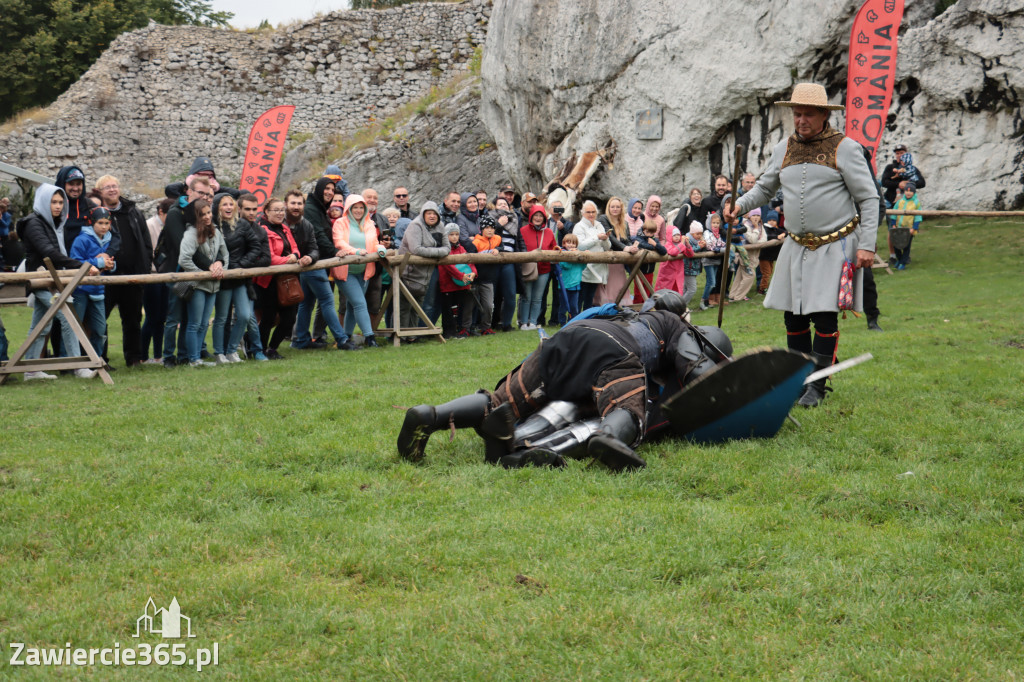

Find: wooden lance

[717,144,744,328]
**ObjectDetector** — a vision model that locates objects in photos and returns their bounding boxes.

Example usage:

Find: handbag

[520,228,544,282]
[276,273,304,306]
[889,227,912,250]
[172,280,196,301]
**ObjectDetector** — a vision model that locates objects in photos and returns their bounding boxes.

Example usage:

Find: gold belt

[789,216,859,251]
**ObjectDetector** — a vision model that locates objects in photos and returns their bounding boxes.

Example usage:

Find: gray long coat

[736,132,879,315]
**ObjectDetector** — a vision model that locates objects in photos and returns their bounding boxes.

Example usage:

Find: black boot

[867,317,883,332]
[397,393,492,462]
[797,353,833,408]
[587,409,646,472]
[478,402,516,463]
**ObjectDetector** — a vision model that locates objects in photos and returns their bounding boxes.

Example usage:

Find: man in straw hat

[724,83,879,407]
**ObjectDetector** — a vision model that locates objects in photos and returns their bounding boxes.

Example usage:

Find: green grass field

[1,219,1023,679]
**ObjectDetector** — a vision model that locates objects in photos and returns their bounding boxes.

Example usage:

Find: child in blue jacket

[69,207,116,353]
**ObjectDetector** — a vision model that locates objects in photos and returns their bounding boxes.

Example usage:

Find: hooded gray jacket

[398,201,450,290]
[17,184,85,281]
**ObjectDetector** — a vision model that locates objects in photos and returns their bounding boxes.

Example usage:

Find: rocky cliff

[480,0,1023,210]
[286,76,505,205]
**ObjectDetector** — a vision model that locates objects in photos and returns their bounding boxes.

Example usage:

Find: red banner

[845,0,905,173]
[238,105,295,206]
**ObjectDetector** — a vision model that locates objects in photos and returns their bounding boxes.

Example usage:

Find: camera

[553,207,565,215]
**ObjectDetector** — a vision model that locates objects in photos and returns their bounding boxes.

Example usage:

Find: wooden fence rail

[0,241,789,288]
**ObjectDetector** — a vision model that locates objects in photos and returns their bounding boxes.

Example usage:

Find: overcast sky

[212,0,349,28]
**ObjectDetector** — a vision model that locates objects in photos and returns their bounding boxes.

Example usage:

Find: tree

[0,0,233,122]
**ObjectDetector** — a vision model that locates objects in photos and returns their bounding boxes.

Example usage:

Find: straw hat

[775,83,844,110]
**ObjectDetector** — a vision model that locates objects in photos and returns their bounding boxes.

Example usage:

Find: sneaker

[264,349,285,360]
[469,327,482,337]
[24,371,57,381]
[190,360,216,368]
[699,301,709,311]
[456,330,470,339]
[253,351,269,362]
[896,263,906,270]
[225,352,243,363]
[337,340,360,351]
[364,336,381,348]
[481,328,496,336]
[142,358,163,365]
[74,368,98,379]
[162,358,177,369]
[215,354,231,365]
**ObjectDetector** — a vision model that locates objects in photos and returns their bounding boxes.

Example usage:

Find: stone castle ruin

[0,0,490,194]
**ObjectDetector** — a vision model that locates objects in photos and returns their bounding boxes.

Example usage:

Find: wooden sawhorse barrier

[0,260,112,385]
[371,264,445,347]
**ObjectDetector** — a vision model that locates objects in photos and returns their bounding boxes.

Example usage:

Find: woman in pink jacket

[655,226,695,295]
[332,194,387,348]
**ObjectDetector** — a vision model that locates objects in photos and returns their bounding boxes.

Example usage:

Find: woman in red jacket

[516,205,558,329]
[254,198,305,359]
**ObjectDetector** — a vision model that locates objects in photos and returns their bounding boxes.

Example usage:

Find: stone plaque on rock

[635,108,662,140]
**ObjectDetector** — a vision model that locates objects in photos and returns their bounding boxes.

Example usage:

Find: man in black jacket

[158,176,215,367]
[95,175,153,368]
[284,189,360,351]
[164,156,241,201]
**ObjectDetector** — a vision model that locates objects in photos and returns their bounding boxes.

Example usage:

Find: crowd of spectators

[0,145,922,377]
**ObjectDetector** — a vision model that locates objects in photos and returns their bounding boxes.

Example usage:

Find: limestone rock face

[480,0,1023,210]
[300,78,504,207]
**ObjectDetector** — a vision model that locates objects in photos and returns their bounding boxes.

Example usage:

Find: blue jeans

[25,289,80,360]
[421,269,441,326]
[162,290,189,362]
[71,294,107,357]
[0,312,8,362]
[213,285,253,355]
[702,265,720,302]
[294,269,348,346]
[521,273,550,326]
[338,274,375,338]
[561,288,580,324]
[185,289,216,362]
[245,311,263,353]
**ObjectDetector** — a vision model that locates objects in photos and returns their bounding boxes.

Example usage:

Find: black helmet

[641,290,688,316]
[695,325,733,359]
